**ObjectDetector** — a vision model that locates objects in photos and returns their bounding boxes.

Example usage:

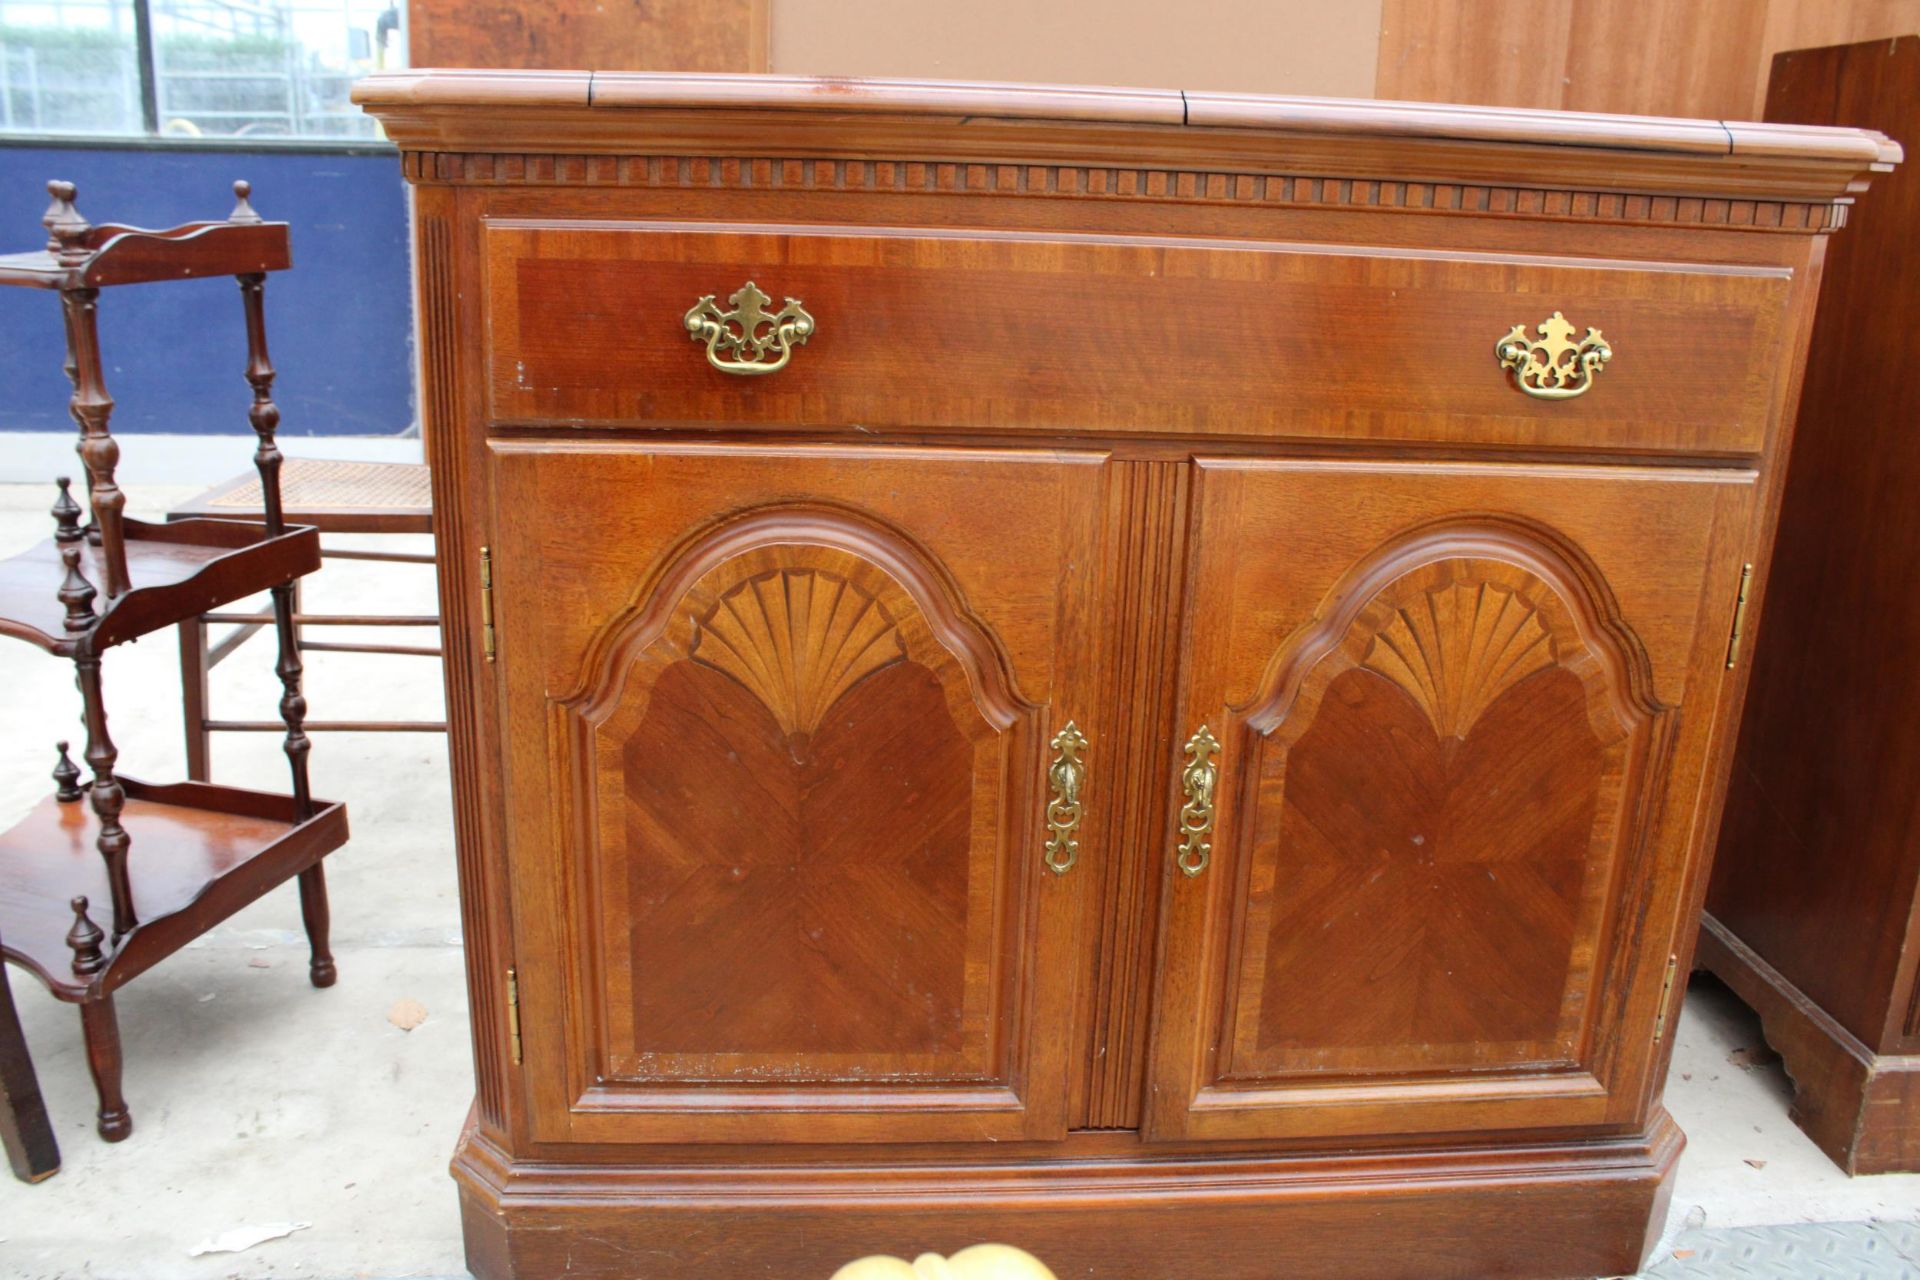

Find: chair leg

[298,864,336,988]
[0,961,59,1181]
[178,616,211,782]
[79,996,131,1142]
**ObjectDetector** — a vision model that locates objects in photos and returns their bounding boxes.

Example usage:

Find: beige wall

[767,0,1383,98]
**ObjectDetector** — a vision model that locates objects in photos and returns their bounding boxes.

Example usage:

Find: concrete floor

[1,468,1919,1278]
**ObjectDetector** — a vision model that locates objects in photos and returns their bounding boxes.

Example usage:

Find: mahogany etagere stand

[0,180,349,1143]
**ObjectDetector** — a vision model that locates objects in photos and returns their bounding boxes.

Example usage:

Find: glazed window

[0,0,404,141]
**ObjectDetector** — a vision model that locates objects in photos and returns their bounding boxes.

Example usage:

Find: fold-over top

[353,69,1900,207]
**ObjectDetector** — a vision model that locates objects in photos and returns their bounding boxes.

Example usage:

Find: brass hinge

[1652,954,1679,1044]
[1723,562,1753,669]
[505,966,523,1065]
[479,545,497,663]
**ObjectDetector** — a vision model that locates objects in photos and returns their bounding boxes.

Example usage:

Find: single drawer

[484,222,1790,455]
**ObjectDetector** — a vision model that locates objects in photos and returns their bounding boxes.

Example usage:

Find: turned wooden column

[73,656,134,938]
[45,183,128,595]
[235,181,331,985]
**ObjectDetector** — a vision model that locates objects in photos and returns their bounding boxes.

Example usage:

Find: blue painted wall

[0,143,413,436]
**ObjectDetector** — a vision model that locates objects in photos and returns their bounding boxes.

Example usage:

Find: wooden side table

[352,68,1898,1280]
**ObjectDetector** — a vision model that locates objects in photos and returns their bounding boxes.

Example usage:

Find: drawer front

[485,222,1789,455]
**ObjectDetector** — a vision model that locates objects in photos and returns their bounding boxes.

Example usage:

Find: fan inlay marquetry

[568,529,1028,1084]
[1226,552,1647,1079]
[1361,581,1555,740]
[690,569,906,737]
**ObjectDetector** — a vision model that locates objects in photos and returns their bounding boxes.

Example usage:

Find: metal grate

[1640,1220,1920,1278]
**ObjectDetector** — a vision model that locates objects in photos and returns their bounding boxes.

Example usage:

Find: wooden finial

[43,179,91,263]
[52,477,96,632]
[53,741,83,802]
[229,179,262,224]
[66,896,106,975]
[51,475,82,542]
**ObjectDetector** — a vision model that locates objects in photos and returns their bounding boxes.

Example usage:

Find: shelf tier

[0,777,348,1001]
[0,515,319,656]
[0,219,289,291]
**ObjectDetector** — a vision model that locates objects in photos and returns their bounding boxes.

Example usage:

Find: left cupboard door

[485,441,1106,1146]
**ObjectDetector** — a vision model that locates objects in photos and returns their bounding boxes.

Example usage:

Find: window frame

[1,0,397,151]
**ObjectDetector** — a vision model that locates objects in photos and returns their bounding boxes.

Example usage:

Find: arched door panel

[1144,458,1754,1143]
[490,443,1105,1146]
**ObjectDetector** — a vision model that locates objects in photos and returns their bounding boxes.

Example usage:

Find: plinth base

[450,1112,1681,1280]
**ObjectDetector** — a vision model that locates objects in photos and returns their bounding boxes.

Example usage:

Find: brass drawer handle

[684,281,815,376]
[1043,721,1089,876]
[1496,311,1612,400]
[1175,725,1221,878]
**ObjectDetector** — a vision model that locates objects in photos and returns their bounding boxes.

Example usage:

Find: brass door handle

[683,280,814,376]
[1043,721,1088,875]
[1496,310,1611,400]
[1175,725,1221,878]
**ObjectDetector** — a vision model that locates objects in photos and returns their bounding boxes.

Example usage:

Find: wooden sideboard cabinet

[1699,35,1920,1176]
[354,71,1898,1280]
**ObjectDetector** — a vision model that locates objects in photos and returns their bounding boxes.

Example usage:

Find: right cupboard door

[1143,458,1756,1142]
